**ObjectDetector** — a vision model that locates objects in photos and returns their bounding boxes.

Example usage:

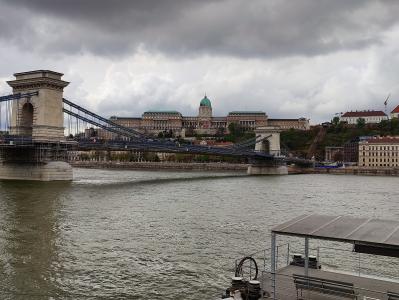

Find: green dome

[200,95,212,107]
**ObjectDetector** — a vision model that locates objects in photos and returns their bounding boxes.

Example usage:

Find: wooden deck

[261,265,399,299]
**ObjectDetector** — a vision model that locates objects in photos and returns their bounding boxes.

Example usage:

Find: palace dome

[200,95,212,107]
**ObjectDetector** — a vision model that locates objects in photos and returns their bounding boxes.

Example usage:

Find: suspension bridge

[0,70,289,181]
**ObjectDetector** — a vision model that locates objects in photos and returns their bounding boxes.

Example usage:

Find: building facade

[340,110,388,124]
[343,136,373,163]
[358,136,399,168]
[325,146,344,162]
[268,118,310,130]
[107,95,309,137]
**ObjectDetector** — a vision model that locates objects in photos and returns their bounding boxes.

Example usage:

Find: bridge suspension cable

[0,92,38,134]
[63,98,147,140]
[0,91,39,103]
[63,108,138,140]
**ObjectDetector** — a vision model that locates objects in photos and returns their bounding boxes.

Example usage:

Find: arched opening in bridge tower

[20,102,33,136]
[262,139,270,154]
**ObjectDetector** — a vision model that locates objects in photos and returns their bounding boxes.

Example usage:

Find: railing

[311,245,399,281]
[234,243,290,280]
[232,242,399,298]
[0,135,33,146]
[260,271,394,300]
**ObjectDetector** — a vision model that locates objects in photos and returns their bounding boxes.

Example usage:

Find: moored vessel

[220,214,399,299]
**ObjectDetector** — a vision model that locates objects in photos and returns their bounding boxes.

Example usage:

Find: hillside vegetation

[281,118,399,160]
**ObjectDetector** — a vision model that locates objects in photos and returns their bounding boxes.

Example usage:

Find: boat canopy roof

[272,214,399,251]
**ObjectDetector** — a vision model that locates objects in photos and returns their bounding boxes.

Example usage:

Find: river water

[0,169,398,299]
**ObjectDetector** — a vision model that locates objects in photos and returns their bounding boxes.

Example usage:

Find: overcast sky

[1,0,399,123]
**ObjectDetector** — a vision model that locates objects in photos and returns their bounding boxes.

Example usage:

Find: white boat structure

[221,214,399,300]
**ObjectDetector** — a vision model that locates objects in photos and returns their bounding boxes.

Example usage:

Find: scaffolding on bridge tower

[0,91,75,165]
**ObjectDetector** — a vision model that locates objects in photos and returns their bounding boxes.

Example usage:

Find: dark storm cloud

[2,0,399,58]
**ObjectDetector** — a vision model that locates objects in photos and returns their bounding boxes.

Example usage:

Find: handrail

[232,242,399,284]
[261,270,393,300]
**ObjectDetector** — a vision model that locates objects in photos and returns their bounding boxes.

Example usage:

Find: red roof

[364,137,399,144]
[341,111,387,117]
[391,105,399,114]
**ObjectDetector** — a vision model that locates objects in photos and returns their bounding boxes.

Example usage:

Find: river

[0,169,398,299]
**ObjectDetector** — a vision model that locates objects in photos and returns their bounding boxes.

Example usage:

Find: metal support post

[276,245,279,270]
[271,232,276,300]
[304,237,309,277]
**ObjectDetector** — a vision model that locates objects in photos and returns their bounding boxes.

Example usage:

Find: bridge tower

[0,70,73,181]
[247,126,288,175]
[254,126,282,156]
[8,70,68,141]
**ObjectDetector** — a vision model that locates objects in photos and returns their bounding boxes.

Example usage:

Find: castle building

[106,95,309,137]
[340,110,388,124]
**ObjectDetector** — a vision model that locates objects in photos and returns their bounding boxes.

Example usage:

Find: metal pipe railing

[234,242,399,283]
[260,270,395,300]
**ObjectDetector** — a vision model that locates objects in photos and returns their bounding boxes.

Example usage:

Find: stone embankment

[71,161,248,172]
[71,162,399,176]
[289,166,399,176]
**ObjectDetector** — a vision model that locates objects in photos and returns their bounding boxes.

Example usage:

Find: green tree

[226,122,245,142]
[228,122,244,137]
[331,116,340,126]
[356,118,366,129]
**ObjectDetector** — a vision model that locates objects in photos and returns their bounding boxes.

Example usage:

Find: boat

[220,214,399,299]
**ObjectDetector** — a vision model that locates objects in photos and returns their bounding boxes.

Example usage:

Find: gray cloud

[1,0,399,124]
[1,0,399,58]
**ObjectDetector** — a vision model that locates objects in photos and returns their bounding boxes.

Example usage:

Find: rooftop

[143,110,182,115]
[392,105,399,114]
[228,111,266,115]
[200,95,212,107]
[14,70,64,77]
[109,116,141,120]
[272,214,399,252]
[360,136,399,144]
[341,110,387,117]
[269,118,306,121]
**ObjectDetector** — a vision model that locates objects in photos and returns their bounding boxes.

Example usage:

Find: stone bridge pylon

[247,126,288,175]
[8,70,69,141]
[0,70,74,181]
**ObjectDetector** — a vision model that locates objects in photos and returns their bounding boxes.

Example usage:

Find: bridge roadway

[0,136,314,169]
[0,135,277,161]
[77,139,278,160]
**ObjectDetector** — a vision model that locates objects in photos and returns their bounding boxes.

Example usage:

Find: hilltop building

[107,95,309,137]
[340,110,388,124]
[391,105,399,119]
